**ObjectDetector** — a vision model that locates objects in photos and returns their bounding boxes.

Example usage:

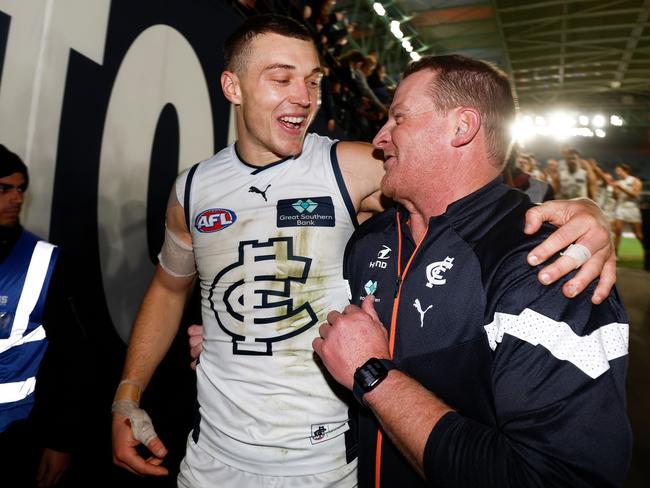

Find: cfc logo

[195,208,237,233]
[209,237,317,355]
[425,256,454,287]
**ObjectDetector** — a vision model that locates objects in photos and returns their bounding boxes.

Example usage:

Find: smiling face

[372,70,454,204]
[222,33,322,163]
[0,172,26,227]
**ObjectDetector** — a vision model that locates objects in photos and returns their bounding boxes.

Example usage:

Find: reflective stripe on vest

[0,237,57,431]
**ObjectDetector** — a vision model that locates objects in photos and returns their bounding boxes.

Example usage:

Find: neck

[235,139,284,167]
[0,224,22,262]
[401,158,500,242]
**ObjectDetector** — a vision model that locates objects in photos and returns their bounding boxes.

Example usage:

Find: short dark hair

[402,54,516,168]
[0,144,29,188]
[616,163,632,174]
[224,14,313,74]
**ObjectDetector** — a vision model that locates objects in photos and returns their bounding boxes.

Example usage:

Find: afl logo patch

[195,208,237,233]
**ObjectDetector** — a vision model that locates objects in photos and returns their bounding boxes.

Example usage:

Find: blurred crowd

[506,146,645,257]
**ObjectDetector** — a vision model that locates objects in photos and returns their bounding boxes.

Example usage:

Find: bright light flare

[592,114,606,127]
[410,51,421,61]
[390,20,404,39]
[610,115,624,126]
[373,3,386,16]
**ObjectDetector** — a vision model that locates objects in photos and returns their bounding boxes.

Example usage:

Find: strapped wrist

[113,379,143,405]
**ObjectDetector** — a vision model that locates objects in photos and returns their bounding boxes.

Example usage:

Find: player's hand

[524,198,615,304]
[188,324,204,370]
[112,410,168,476]
[35,448,71,487]
[313,296,390,390]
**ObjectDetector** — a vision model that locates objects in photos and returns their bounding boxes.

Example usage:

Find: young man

[112,15,617,488]
[0,145,82,487]
[313,55,630,488]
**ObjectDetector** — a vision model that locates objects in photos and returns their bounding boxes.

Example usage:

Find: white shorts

[615,202,641,224]
[178,436,357,488]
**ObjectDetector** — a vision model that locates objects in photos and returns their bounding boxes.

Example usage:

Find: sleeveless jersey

[0,230,58,432]
[615,175,642,223]
[597,183,617,221]
[558,167,588,199]
[178,133,357,476]
[617,176,639,205]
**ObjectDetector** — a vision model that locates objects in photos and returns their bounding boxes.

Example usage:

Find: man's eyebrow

[264,64,323,75]
[264,63,296,72]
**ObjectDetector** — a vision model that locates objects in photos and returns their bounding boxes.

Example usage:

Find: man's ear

[221,71,242,105]
[451,108,480,147]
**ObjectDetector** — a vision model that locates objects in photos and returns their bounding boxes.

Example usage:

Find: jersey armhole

[183,163,200,232]
[330,142,359,229]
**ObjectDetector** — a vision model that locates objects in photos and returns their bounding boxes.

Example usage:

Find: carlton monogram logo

[208,237,317,355]
[425,256,454,287]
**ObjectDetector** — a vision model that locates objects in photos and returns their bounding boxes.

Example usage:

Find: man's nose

[9,189,24,204]
[372,121,391,150]
[289,81,310,107]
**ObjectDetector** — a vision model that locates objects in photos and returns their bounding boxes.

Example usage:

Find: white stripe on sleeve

[484,308,628,379]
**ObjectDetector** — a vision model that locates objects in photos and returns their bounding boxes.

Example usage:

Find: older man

[313,55,631,487]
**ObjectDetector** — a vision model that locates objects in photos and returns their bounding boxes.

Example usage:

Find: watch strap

[353,358,397,407]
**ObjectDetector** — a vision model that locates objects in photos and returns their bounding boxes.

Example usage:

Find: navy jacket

[345,178,631,487]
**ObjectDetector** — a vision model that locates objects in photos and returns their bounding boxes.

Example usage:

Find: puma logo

[249,184,271,202]
[413,299,433,328]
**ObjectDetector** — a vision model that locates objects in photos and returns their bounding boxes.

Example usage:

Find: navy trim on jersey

[330,142,359,229]
[184,163,199,231]
[232,144,292,174]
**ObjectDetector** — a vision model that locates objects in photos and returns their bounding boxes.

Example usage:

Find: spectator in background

[557,149,597,200]
[366,59,392,106]
[0,144,86,487]
[545,158,560,192]
[612,163,644,255]
[338,50,388,115]
[505,150,554,203]
[587,158,618,224]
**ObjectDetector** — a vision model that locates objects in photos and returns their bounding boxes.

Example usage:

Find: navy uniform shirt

[344,178,631,487]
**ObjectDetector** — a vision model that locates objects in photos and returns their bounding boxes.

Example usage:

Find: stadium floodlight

[373,2,386,16]
[402,40,413,52]
[610,115,623,126]
[390,20,404,39]
[595,128,606,138]
[592,114,606,127]
[410,51,421,61]
[578,115,589,126]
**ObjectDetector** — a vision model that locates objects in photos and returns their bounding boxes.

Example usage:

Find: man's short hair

[616,163,631,174]
[566,148,580,157]
[402,54,516,168]
[0,144,29,188]
[224,14,313,74]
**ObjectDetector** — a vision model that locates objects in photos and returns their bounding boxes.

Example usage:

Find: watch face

[355,358,389,392]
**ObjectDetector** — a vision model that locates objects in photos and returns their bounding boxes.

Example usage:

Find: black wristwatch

[353,358,397,407]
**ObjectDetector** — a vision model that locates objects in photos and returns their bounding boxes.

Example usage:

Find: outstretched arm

[524,198,614,304]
